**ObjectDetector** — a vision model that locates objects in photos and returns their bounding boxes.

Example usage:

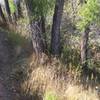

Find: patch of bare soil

[0,29,20,100]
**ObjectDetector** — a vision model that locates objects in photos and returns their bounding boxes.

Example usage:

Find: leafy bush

[77,0,100,30]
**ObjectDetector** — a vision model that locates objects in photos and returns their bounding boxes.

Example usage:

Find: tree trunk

[25,1,45,55]
[81,27,90,74]
[40,16,47,51]
[51,0,64,55]
[30,21,45,55]
[0,5,6,22]
[4,0,11,22]
[41,16,46,34]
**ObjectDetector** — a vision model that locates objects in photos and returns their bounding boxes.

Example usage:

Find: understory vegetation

[0,0,100,100]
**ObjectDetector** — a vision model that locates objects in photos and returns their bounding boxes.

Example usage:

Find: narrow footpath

[0,30,18,100]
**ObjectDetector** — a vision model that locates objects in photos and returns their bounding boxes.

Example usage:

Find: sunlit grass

[11,54,100,100]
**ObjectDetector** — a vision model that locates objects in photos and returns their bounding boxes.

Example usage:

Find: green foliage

[26,0,55,20]
[9,0,17,14]
[44,91,58,100]
[77,0,100,30]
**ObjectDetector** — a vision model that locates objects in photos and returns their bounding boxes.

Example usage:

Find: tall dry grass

[11,54,100,100]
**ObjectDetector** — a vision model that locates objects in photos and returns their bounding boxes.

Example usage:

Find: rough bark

[51,0,64,55]
[30,21,45,55]
[25,0,45,55]
[81,27,90,74]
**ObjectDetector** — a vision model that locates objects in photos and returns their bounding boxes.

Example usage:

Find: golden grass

[12,54,100,100]
[64,85,99,100]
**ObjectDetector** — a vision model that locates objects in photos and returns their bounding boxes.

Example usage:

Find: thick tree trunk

[30,21,45,55]
[81,27,90,74]
[25,1,45,55]
[4,0,11,22]
[0,5,6,22]
[51,0,64,55]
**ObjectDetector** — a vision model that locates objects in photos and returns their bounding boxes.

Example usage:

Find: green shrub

[44,91,58,100]
[77,0,100,30]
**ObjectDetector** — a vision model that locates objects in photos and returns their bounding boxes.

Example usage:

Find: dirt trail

[0,29,17,100]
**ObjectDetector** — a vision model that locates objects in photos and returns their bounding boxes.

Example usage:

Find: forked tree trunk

[0,5,6,22]
[81,27,90,74]
[51,0,64,55]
